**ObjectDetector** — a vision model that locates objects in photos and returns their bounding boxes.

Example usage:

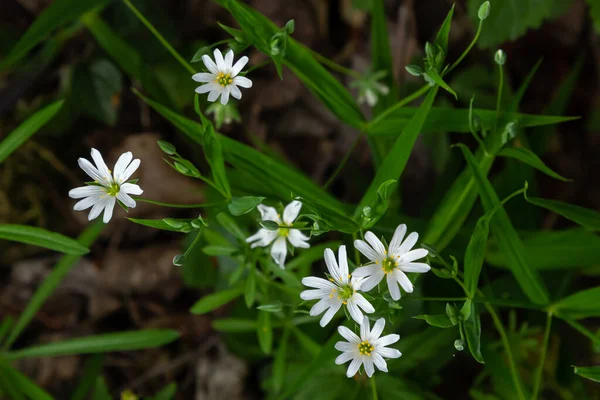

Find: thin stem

[351,233,361,266]
[447,20,483,74]
[495,63,504,134]
[245,59,271,74]
[183,228,203,257]
[138,198,225,208]
[123,0,196,75]
[324,132,365,190]
[370,375,378,400]
[531,313,553,400]
[484,302,526,400]
[309,49,361,79]
[369,84,430,127]
[562,318,600,345]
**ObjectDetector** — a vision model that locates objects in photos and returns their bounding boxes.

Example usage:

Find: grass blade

[0,224,89,255]
[498,147,570,182]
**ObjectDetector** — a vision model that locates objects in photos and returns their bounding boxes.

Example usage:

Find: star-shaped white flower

[68,148,143,223]
[300,245,374,327]
[352,224,430,301]
[192,49,252,105]
[335,316,401,378]
[246,200,310,268]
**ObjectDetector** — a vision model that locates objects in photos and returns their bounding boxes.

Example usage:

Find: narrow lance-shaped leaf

[0,224,90,255]
[573,366,600,383]
[356,87,439,217]
[413,314,455,328]
[198,105,231,197]
[0,364,54,400]
[370,0,397,114]
[498,147,570,182]
[257,309,273,354]
[463,300,484,363]
[434,4,454,57]
[524,191,600,231]
[0,101,64,163]
[5,329,179,359]
[272,328,290,394]
[229,196,265,216]
[190,287,244,315]
[553,287,600,320]
[458,144,549,305]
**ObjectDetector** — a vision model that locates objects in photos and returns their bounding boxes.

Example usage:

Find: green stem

[562,318,600,345]
[309,49,361,79]
[447,20,483,74]
[122,0,196,75]
[323,132,365,190]
[369,84,430,127]
[370,375,378,400]
[495,63,504,134]
[531,313,553,400]
[245,59,271,74]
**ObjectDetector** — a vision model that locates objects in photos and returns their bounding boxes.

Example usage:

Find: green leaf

[524,193,600,231]
[244,265,256,307]
[214,0,365,129]
[257,301,283,313]
[0,368,26,400]
[460,299,472,321]
[463,301,484,363]
[71,355,104,400]
[0,101,63,164]
[228,196,266,216]
[498,147,570,182]
[356,87,438,216]
[71,58,122,126]
[190,287,244,315]
[0,0,110,69]
[0,316,13,347]
[272,328,290,395]
[257,310,273,354]
[0,224,89,255]
[573,365,600,383]
[212,318,257,332]
[434,5,455,57]
[458,144,549,305]
[127,217,196,233]
[202,245,237,256]
[554,287,600,320]
[199,108,231,196]
[5,329,179,359]
[368,107,578,136]
[157,140,177,155]
[3,221,103,349]
[0,364,54,400]
[413,314,455,328]
[370,0,397,114]
[425,68,457,99]
[467,0,572,48]
[91,377,111,400]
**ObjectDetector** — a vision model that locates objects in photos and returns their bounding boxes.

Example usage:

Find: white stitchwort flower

[300,246,374,327]
[353,224,430,301]
[192,49,252,105]
[246,200,310,268]
[69,148,143,223]
[335,316,401,378]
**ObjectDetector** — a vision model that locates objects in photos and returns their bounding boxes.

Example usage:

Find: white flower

[68,148,143,223]
[300,246,375,327]
[192,49,252,105]
[352,224,430,301]
[246,200,310,268]
[335,316,401,378]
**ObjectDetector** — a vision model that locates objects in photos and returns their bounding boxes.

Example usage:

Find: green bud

[285,19,295,34]
[172,254,185,266]
[425,42,436,62]
[454,339,464,351]
[260,220,280,231]
[157,140,176,155]
[174,161,190,175]
[405,64,423,77]
[163,218,184,229]
[494,49,506,65]
[478,1,490,20]
[362,206,372,218]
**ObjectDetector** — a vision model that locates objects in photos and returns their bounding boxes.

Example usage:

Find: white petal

[335,351,354,365]
[282,200,302,224]
[300,289,327,301]
[346,300,364,325]
[376,334,400,347]
[229,84,242,99]
[358,269,385,292]
[378,347,401,359]
[319,301,341,327]
[338,326,360,344]
[214,48,225,70]
[372,353,388,372]
[78,158,106,184]
[102,197,116,223]
[387,273,401,301]
[233,76,252,88]
[401,262,431,273]
[287,229,310,249]
[224,49,234,70]
[271,236,287,267]
[120,183,143,195]
[117,191,136,208]
[302,276,336,290]
[352,264,379,278]
[113,152,133,183]
[346,358,362,378]
[220,89,230,105]
[360,316,370,339]
[195,83,217,94]
[192,72,215,82]
[365,89,377,107]
[354,240,381,262]
[324,248,343,283]
[363,357,375,377]
[398,232,419,255]
[389,224,407,255]
[202,54,219,74]
[309,297,333,317]
[74,196,100,211]
[207,89,221,102]
[369,318,386,341]
[231,56,249,76]
[121,159,141,182]
[338,245,349,282]
[335,342,356,353]
[257,204,279,222]
[247,229,277,248]
[69,185,104,199]
[353,293,375,314]
[401,248,429,263]
[90,148,110,178]
[395,270,413,293]
[364,231,386,258]
[88,197,107,221]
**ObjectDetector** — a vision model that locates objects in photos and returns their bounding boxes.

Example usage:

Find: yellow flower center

[381,257,397,274]
[216,72,233,86]
[105,182,120,197]
[329,283,354,304]
[358,340,374,356]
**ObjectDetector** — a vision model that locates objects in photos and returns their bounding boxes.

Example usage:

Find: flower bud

[405,64,423,77]
[495,49,506,65]
[478,1,490,20]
